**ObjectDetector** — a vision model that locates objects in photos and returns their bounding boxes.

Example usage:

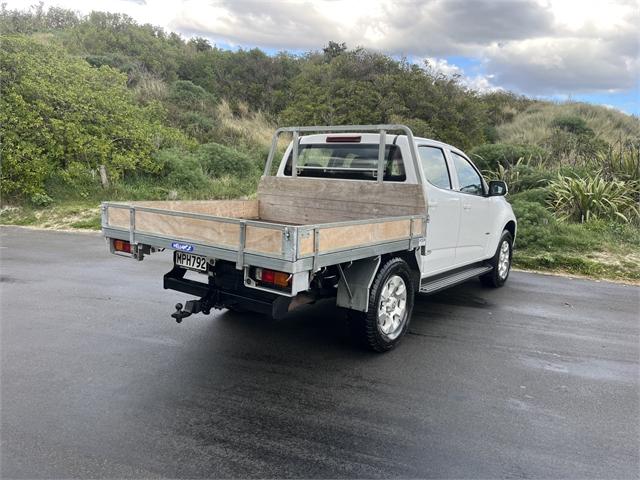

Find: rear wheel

[349,257,415,352]
[480,230,513,288]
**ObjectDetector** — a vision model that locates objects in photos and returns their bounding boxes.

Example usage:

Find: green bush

[85,53,136,74]
[469,143,547,170]
[514,164,556,190]
[546,115,610,161]
[512,199,554,228]
[194,143,259,178]
[0,35,188,200]
[390,116,435,139]
[167,80,217,110]
[546,128,609,161]
[551,115,593,136]
[178,112,216,141]
[510,187,549,205]
[512,199,555,250]
[155,148,209,190]
[512,199,602,251]
[29,192,53,207]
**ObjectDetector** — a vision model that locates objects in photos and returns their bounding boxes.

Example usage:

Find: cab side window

[451,152,484,196]
[418,146,451,189]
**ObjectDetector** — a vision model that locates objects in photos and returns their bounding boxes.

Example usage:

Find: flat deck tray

[102,200,425,272]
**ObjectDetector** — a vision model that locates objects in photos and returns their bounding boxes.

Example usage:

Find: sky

[7,0,639,114]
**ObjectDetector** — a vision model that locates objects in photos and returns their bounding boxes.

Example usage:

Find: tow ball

[171,299,211,323]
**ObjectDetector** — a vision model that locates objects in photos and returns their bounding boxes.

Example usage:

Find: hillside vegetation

[1,5,639,281]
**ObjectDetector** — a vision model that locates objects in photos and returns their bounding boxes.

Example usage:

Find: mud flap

[336,256,381,312]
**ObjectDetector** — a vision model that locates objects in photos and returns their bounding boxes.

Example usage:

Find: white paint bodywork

[276,133,517,281]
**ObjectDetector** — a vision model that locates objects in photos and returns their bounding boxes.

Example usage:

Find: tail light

[254,267,291,288]
[113,239,132,253]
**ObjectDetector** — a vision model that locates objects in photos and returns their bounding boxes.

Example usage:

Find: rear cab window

[284,143,406,181]
[418,146,451,189]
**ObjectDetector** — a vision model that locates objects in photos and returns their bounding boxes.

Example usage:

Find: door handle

[463,203,472,211]
[429,201,439,208]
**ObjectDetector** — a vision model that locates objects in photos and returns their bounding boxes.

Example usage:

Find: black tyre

[349,257,415,352]
[480,230,513,288]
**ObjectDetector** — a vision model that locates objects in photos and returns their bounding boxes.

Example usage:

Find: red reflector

[326,135,361,143]
[113,239,131,253]
[262,269,275,283]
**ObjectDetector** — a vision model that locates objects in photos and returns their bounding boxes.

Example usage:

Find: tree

[163,80,218,142]
[188,37,212,52]
[0,36,187,200]
[60,11,182,81]
[323,41,347,61]
[280,48,487,148]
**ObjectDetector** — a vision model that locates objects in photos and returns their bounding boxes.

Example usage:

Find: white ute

[102,125,516,351]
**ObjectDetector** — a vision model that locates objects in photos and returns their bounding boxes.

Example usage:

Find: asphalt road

[1,226,638,479]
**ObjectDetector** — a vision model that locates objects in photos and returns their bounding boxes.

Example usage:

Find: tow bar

[171,299,211,323]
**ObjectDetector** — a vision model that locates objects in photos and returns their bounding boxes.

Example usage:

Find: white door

[418,145,461,276]
[449,150,491,265]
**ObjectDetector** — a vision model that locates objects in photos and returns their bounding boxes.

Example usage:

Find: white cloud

[485,36,639,94]
[601,104,629,114]
[422,57,501,93]
[424,57,463,77]
[463,74,502,93]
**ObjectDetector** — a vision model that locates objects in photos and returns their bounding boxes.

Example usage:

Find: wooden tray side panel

[132,200,259,218]
[245,227,283,255]
[318,219,411,253]
[106,200,259,230]
[298,231,315,257]
[258,177,426,224]
[411,217,424,236]
[107,207,130,229]
[135,210,240,248]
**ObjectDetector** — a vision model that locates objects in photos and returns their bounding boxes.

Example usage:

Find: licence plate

[174,251,208,272]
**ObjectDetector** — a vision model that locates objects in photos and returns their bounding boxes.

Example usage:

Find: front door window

[451,152,483,195]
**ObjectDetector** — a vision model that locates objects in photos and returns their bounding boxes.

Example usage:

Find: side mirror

[488,180,508,196]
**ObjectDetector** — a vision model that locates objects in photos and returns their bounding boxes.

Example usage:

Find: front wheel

[349,257,415,352]
[480,230,513,288]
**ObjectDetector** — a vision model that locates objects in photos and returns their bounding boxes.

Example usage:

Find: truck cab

[273,130,516,283]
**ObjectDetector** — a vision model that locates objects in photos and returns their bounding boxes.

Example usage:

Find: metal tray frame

[102,202,425,274]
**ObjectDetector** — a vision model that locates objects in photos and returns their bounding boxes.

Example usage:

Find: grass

[514,250,640,282]
[0,165,260,231]
[0,202,101,230]
[497,101,640,147]
[512,216,640,282]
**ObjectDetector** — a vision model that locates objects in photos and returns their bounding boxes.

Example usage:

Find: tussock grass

[132,71,168,103]
[212,101,275,151]
[497,102,640,147]
[210,100,290,159]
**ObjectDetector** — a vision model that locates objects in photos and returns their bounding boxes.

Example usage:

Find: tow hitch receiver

[171,299,211,323]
